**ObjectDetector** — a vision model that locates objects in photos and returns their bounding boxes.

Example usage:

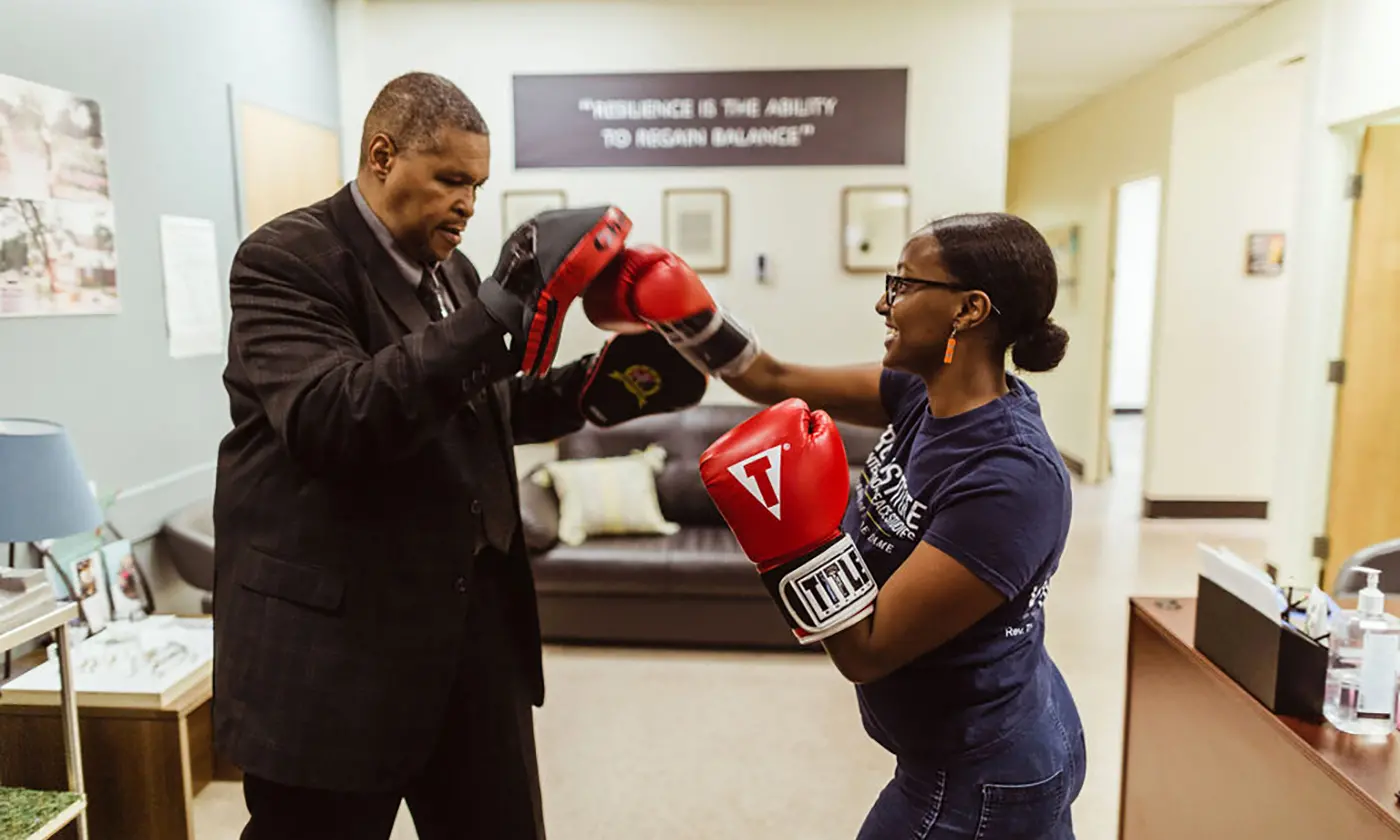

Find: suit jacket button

[471,500,482,514]
[455,576,469,593]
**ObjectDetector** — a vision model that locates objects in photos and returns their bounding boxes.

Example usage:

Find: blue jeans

[855,679,1086,840]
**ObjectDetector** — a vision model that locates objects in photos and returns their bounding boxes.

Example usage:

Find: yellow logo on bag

[610,364,662,407]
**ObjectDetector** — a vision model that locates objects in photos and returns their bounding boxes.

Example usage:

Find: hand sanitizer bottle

[1324,567,1400,736]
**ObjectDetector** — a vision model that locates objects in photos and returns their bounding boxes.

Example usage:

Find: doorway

[1105,175,1162,485]
[1322,123,1400,589]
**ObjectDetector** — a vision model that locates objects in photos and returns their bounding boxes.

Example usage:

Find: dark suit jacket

[212,184,590,792]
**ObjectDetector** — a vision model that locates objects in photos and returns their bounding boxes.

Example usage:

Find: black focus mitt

[578,330,708,427]
[477,205,631,378]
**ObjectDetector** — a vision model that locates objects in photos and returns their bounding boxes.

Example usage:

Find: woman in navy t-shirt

[722,212,1086,839]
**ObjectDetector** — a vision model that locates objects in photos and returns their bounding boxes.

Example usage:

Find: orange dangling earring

[943,324,959,365]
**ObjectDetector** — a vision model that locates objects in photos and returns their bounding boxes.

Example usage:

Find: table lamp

[0,418,103,549]
[0,419,102,680]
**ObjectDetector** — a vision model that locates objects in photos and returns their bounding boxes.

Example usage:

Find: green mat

[0,788,82,840]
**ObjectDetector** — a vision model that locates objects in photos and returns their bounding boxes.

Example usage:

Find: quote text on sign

[578,95,840,149]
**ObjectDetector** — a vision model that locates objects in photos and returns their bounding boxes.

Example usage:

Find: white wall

[1142,56,1306,504]
[1108,176,1161,412]
[1319,0,1400,127]
[1007,0,1318,483]
[334,0,1013,403]
[1268,0,1400,580]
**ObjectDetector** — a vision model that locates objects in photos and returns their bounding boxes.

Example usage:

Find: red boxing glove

[583,246,761,377]
[699,398,877,644]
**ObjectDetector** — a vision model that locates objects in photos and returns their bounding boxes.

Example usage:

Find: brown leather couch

[522,403,882,650]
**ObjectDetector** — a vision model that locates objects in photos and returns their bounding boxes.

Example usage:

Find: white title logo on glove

[729,445,784,519]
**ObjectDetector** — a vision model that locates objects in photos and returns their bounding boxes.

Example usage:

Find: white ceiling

[1011,0,1275,137]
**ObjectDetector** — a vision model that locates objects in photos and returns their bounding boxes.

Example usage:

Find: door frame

[1097,174,1165,485]
[1320,121,1398,588]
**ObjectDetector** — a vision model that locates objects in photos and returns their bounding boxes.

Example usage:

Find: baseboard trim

[1060,451,1086,479]
[1142,499,1269,520]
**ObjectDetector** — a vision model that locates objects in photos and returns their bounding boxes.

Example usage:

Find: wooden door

[1324,124,1400,589]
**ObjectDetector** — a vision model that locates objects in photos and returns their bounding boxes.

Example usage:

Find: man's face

[368,127,490,263]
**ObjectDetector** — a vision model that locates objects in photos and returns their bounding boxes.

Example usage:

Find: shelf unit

[0,602,87,840]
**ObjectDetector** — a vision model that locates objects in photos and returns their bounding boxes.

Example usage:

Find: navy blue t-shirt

[842,369,1072,765]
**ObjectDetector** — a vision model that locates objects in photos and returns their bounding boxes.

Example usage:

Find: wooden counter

[1121,597,1400,839]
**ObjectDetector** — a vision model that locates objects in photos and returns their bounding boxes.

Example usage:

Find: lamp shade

[0,419,103,543]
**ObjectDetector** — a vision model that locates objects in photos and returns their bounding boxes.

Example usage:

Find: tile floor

[192,415,1269,839]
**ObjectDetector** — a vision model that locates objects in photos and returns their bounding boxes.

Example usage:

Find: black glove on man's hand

[477,205,631,378]
[578,330,709,427]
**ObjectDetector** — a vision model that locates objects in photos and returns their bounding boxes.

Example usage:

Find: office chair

[1330,537,1400,597]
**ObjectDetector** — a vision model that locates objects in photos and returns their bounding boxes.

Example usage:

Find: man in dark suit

[212,72,702,840]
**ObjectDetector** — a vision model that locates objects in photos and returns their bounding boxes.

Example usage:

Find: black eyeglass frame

[884,273,1002,315]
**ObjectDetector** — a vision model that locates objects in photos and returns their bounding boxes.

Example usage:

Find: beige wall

[1145,56,1307,504]
[1006,0,1318,484]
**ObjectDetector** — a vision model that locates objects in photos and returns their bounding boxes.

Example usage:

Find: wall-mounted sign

[512,68,907,169]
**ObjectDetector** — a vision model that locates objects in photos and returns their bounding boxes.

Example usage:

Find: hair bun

[1012,318,1069,373]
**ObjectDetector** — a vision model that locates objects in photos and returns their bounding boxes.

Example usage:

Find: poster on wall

[513,68,907,168]
[0,72,119,318]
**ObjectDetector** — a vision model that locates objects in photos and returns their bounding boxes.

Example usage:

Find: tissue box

[1193,574,1328,722]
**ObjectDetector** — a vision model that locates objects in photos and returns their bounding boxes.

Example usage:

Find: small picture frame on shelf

[502,189,566,237]
[42,547,111,636]
[100,539,148,621]
[842,185,911,273]
[663,188,730,274]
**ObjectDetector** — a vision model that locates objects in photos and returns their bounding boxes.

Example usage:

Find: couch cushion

[535,444,679,545]
[531,527,769,598]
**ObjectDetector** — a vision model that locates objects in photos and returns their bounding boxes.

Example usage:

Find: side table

[0,622,237,840]
[0,603,86,840]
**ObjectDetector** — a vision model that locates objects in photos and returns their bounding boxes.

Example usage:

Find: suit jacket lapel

[327,185,430,334]
[439,253,478,309]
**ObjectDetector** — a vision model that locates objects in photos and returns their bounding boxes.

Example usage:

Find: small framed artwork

[1245,232,1286,276]
[663,188,730,274]
[1042,224,1081,291]
[43,547,111,635]
[842,186,911,273]
[100,539,149,620]
[502,190,566,237]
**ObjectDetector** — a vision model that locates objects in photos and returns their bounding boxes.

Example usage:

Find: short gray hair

[358,72,488,168]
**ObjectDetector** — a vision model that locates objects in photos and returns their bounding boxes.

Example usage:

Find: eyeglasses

[884,274,1002,315]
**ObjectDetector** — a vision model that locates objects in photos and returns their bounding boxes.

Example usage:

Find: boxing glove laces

[700,398,878,644]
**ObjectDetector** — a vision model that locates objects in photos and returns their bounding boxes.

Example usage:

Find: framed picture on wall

[501,189,566,238]
[842,185,910,273]
[1041,224,1081,291]
[663,188,729,273]
[1245,231,1286,276]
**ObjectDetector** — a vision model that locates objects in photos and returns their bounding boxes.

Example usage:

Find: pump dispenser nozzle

[1357,566,1387,616]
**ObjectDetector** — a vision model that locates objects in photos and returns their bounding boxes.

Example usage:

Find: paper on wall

[158,215,224,358]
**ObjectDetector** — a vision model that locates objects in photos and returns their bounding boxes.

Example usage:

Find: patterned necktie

[419,265,517,554]
[417,267,450,321]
